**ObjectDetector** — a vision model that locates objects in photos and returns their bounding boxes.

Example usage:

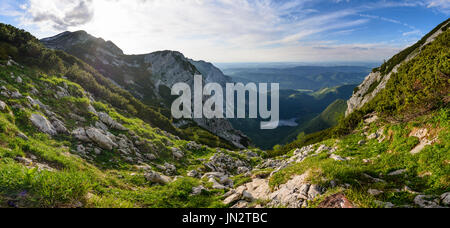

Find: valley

[0,17,449,209]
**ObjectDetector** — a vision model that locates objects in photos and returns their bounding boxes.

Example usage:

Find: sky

[0,0,449,63]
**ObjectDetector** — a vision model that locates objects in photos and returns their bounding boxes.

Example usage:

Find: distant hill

[224,66,370,91]
[230,84,357,149]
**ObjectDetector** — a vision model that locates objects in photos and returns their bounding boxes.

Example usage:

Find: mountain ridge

[41,31,250,149]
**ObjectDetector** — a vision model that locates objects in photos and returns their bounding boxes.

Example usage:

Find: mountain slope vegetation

[0,18,449,208]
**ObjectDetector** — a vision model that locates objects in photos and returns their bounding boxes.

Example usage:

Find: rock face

[41,31,250,149]
[346,20,450,116]
[30,114,57,135]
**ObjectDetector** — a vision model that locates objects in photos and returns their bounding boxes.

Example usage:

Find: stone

[145,171,171,185]
[242,191,254,202]
[330,154,347,161]
[414,195,442,208]
[171,147,184,160]
[144,153,157,160]
[440,192,450,206]
[367,132,380,140]
[364,115,379,124]
[308,185,322,200]
[0,100,6,111]
[72,128,91,142]
[76,144,86,154]
[368,189,383,196]
[316,145,332,154]
[192,185,207,196]
[16,76,22,84]
[10,91,22,98]
[186,141,201,150]
[187,170,199,178]
[95,121,109,131]
[224,193,242,205]
[69,113,86,122]
[209,178,227,190]
[358,140,366,145]
[15,156,33,166]
[164,163,177,175]
[94,148,102,155]
[51,118,68,134]
[388,169,407,176]
[30,113,57,135]
[17,132,29,141]
[98,112,128,131]
[85,127,118,150]
[237,166,250,174]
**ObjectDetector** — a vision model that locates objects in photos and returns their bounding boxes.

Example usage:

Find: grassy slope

[0,24,260,208]
[266,21,450,207]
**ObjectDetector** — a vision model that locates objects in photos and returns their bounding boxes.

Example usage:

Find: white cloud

[7,0,447,62]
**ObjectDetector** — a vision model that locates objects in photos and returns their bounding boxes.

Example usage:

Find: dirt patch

[317,193,355,208]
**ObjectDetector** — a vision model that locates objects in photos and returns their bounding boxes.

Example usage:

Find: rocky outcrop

[224,173,324,208]
[85,127,118,150]
[98,112,128,131]
[346,20,450,116]
[203,152,251,175]
[30,114,57,135]
[144,171,171,185]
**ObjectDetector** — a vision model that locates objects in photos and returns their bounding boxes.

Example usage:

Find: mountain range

[0,18,448,208]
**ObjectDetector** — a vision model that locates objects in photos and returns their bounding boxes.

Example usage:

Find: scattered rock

[192,186,207,196]
[203,153,250,175]
[186,141,201,151]
[368,189,383,196]
[72,128,91,142]
[0,100,6,111]
[30,113,57,135]
[98,112,128,131]
[144,171,171,185]
[10,91,22,98]
[171,147,184,160]
[364,114,379,124]
[414,195,442,208]
[388,169,407,176]
[187,170,199,178]
[358,140,366,145]
[237,166,250,174]
[330,154,347,161]
[374,200,395,208]
[242,191,254,202]
[17,132,29,141]
[51,118,68,134]
[85,127,118,150]
[163,163,177,176]
[440,192,450,206]
[410,139,435,155]
[224,192,242,205]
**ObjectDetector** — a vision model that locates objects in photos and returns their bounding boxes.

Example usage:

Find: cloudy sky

[0,0,449,63]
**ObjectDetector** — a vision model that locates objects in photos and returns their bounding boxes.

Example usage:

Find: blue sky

[0,0,448,62]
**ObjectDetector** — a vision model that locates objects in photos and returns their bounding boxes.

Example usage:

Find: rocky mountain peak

[41,30,124,56]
